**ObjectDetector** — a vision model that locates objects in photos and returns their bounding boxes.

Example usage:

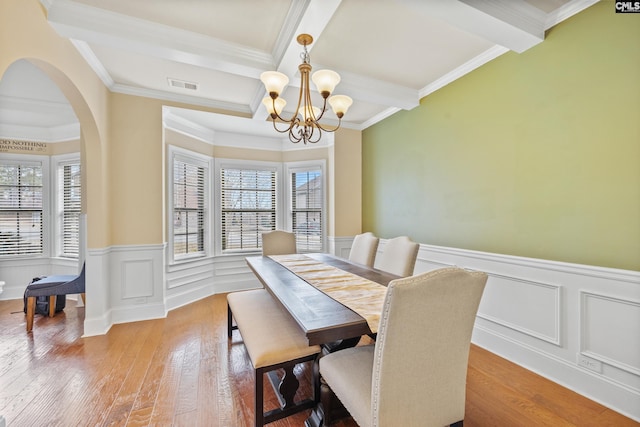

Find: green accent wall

[362,2,640,271]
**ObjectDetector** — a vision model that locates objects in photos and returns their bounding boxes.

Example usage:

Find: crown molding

[359,107,402,130]
[0,123,80,142]
[0,95,75,115]
[110,83,252,115]
[545,0,600,29]
[70,39,114,88]
[163,112,216,145]
[419,45,509,100]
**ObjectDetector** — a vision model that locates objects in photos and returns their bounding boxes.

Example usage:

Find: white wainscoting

[83,246,262,335]
[3,237,638,420]
[0,257,78,300]
[327,236,353,259]
[405,242,640,422]
[82,244,166,336]
[165,253,261,311]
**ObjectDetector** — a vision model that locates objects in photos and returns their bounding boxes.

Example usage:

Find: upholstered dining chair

[374,236,419,277]
[319,267,488,427]
[261,230,297,256]
[227,230,297,338]
[24,263,86,332]
[348,232,379,267]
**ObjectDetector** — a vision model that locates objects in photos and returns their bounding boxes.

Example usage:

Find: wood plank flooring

[0,294,637,427]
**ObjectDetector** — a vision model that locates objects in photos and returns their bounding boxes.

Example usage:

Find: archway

[0,58,106,335]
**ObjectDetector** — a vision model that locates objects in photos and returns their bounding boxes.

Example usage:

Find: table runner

[269,254,388,333]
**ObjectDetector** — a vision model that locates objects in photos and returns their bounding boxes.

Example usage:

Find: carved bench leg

[278,365,300,408]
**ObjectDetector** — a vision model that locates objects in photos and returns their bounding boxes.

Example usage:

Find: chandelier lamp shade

[261,34,353,144]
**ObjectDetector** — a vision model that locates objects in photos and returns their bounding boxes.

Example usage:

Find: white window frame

[214,158,283,255]
[0,153,50,258]
[167,146,212,264]
[51,153,81,259]
[285,160,327,253]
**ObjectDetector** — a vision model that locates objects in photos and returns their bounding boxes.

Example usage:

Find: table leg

[305,337,361,426]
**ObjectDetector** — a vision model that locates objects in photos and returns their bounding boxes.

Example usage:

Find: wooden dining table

[245,252,400,427]
[245,252,400,347]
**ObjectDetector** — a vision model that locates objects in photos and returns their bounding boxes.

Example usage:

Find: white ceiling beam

[276,0,343,76]
[45,0,274,79]
[401,0,545,53]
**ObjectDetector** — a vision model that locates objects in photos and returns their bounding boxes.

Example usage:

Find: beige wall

[109,93,166,244]
[332,128,362,237]
[1,0,110,248]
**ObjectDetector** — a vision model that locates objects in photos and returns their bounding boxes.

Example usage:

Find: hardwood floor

[0,295,636,427]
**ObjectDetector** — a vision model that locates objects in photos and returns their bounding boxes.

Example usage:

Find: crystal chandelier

[261,34,353,144]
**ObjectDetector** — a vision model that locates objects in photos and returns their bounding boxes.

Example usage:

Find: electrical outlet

[577,353,602,373]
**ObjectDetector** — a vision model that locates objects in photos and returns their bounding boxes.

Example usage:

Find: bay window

[0,160,44,256]
[169,147,210,261]
[219,165,277,252]
[57,160,81,258]
[289,165,324,252]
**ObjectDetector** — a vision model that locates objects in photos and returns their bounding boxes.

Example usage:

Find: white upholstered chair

[348,232,379,267]
[319,267,488,427]
[261,230,297,255]
[374,236,419,277]
[227,230,297,336]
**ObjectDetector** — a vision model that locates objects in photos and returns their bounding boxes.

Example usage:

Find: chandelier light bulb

[298,105,322,122]
[328,95,353,118]
[311,70,340,98]
[262,97,286,116]
[260,71,289,98]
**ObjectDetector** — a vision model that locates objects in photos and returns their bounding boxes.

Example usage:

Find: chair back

[371,267,487,427]
[374,236,419,277]
[262,230,297,256]
[348,232,379,267]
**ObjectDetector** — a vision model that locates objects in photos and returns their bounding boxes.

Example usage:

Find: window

[172,154,207,259]
[0,161,44,256]
[58,161,81,258]
[290,166,324,252]
[220,166,277,251]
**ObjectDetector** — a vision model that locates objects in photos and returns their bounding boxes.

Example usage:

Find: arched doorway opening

[0,58,105,335]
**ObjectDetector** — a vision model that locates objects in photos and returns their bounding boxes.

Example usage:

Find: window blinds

[221,168,276,251]
[173,159,205,257]
[0,163,43,256]
[61,163,81,258]
[291,169,322,252]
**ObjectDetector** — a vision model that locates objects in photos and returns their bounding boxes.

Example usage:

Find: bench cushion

[227,289,320,369]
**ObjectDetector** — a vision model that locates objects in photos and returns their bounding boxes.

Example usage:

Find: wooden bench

[227,289,321,426]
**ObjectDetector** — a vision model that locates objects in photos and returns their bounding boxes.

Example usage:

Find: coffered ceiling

[0,0,597,143]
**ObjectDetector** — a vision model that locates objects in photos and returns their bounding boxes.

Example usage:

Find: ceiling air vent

[168,78,198,91]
